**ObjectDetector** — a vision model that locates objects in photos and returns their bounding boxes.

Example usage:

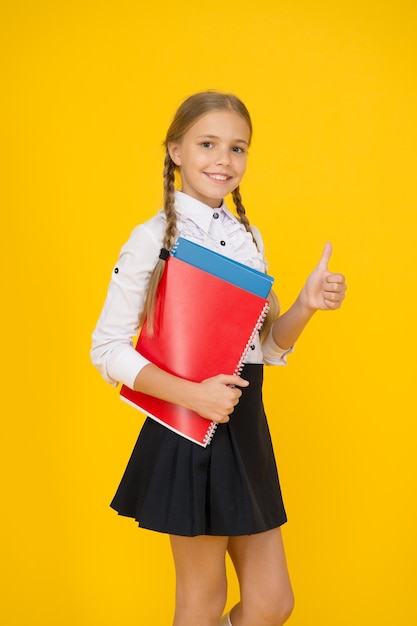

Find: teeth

[209,174,229,181]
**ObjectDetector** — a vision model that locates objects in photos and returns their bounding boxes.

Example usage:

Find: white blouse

[91,191,292,389]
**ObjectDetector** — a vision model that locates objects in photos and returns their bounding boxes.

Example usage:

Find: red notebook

[120,255,269,446]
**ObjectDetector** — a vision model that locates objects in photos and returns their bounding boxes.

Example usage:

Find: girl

[91,91,346,626]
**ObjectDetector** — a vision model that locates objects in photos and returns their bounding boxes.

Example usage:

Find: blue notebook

[171,237,274,298]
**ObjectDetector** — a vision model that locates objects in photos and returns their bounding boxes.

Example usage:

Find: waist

[239,363,264,385]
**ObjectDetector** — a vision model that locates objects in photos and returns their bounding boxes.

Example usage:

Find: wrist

[179,380,202,412]
[297,287,318,316]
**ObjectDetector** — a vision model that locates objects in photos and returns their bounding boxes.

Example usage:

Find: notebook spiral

[203,422,218,446]
[234,301,270,377]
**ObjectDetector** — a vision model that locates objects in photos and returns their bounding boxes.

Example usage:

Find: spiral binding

[234,301,270,376]
[203,421,218,446]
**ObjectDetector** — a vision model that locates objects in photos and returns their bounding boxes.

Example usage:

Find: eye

[200,141,214,149]
[232,146,246,154]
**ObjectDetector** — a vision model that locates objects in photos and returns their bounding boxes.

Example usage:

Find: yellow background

[1,1,416,624]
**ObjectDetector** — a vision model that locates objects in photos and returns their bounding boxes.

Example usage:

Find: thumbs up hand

[300,242,347,311]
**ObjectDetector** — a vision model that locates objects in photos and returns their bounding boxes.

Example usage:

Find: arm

[91,221,163,387]
[272,242,347,350]
[134,365,249,424]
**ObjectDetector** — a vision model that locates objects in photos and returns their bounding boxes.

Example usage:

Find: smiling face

[168,110,251,209]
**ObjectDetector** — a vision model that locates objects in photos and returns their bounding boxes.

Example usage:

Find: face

[168,110,250,209]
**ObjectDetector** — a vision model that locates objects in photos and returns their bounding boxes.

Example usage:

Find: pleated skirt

[110,364,287,536]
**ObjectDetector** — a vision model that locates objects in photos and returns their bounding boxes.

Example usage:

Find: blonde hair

[142,90,279,336]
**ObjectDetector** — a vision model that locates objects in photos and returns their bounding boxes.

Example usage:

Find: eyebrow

[195,134,249,146]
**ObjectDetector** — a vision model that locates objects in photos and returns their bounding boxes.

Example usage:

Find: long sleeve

[261,327,294,365]
[90,215,165,388]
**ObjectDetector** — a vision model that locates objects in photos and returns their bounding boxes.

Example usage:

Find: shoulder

[115,210,166,275]
[121,210,166,253]
[128,210,166,244]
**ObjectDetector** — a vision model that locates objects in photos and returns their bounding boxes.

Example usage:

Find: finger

[326,272,346,285]
[324,289,346,306]
[219,375,250,387]
[323,291,341,303]
[318,241,333,271]
[213,414,230,424]
[323,297,342,309]
[325,281,346,294]
[230,388,243,401]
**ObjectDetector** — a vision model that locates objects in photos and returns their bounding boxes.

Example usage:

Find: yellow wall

[2,1,416,624]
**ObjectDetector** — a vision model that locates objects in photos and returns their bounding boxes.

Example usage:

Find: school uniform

[91,191,291,536]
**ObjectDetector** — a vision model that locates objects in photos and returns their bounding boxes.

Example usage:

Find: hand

[300,242,347,311]
[192,374,249,423]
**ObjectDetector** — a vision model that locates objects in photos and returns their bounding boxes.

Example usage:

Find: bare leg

[227,527,294,626]
[170,534,229,626]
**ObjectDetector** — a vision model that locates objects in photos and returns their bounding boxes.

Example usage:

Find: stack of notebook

[120,237,274,446]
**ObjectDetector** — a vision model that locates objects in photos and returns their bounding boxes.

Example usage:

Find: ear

[167,141,182,166]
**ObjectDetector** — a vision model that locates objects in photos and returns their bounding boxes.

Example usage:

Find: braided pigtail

[232,186,280,340]
[232,186,257,247]
[141,150,178,335]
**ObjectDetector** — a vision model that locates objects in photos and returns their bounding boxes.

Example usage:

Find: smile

[205,173,232,182]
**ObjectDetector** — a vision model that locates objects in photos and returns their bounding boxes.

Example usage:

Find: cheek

[192,152,212,169]
[236,157,248,176]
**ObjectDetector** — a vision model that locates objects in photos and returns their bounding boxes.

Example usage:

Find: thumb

[318,241,332,271]
[219,374,250,388]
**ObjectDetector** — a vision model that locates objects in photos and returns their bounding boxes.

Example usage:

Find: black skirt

[110,364,287,536]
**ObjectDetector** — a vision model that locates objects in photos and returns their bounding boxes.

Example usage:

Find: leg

[170,534,229,626]
[227,527,294,626]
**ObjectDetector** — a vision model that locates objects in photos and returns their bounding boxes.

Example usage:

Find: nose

[215,146,230,166]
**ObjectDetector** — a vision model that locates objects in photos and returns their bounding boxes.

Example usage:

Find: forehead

[187,110,250,141]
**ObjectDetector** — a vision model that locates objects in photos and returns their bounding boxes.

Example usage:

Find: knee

[176,577,227,622]
[204,584,228,622]
[263,589,294,625]
[241,589,294,626]
[275,590,295,624]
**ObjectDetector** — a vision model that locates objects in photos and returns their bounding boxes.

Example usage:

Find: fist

[302,242,347,311]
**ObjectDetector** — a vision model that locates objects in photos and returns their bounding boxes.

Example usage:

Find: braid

[232,186,258,249]
[162,151,178,250]
[232,187,280,339]
[141,151,178,335]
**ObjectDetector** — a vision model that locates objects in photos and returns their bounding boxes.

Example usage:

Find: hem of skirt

[111,506,287,537]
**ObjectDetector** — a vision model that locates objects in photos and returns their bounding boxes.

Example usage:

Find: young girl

[91,91,346,626]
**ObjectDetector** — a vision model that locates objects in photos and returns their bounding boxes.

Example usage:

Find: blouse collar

[174,190,235,235]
